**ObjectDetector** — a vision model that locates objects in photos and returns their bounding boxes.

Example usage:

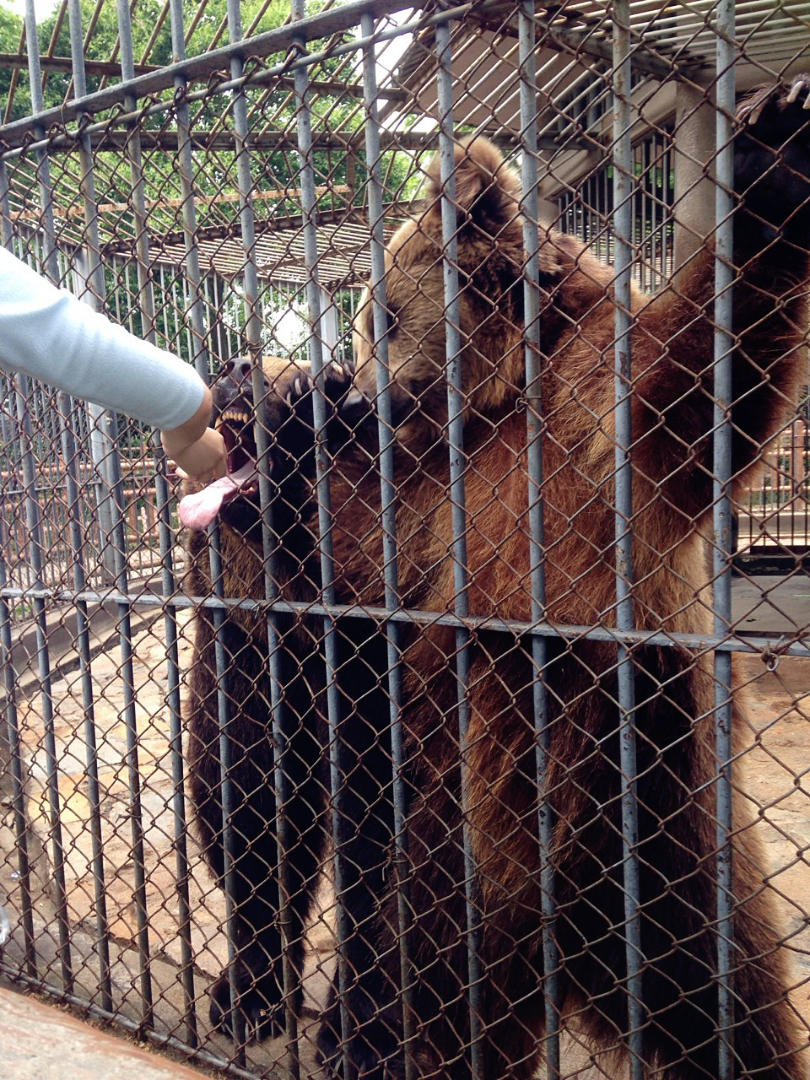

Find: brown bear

[183,74,810,1080]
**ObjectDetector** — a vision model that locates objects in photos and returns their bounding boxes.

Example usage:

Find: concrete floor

[0,982,213,1079]
[732,566,810,633]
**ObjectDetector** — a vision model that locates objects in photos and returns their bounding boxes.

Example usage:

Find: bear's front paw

[274,361,355,408]
[322,361,361,411]
[275,366,314,408]
[735,74,810,226]
[317,985,402,1080]
[209,968,286,1044]
[737,72,810,129]
[743,71,810,125]
[736,72,810,159]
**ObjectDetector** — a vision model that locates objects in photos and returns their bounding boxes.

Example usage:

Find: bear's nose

[215,356,271,396]
[220,356,253,385]
[213,356,272,415]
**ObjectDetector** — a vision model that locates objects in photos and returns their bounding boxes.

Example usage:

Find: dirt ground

[0,574,809,1078]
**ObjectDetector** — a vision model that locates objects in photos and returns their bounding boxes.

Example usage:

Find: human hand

[160,387,227,483]
[163,425,227,483]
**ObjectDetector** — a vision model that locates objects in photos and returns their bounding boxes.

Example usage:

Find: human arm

[0,245,225,481]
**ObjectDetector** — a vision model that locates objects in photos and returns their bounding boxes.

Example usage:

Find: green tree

[3,0,425,362]
[0,4,31,122]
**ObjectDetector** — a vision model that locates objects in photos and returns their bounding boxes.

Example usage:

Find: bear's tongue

[178,462,258,530]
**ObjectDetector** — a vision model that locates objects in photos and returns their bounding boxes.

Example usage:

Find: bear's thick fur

[185,76,810,1079]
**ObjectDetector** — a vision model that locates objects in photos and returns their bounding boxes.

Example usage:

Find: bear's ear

[424,135,521,235]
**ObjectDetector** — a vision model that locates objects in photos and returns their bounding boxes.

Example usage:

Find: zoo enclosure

[1,2,810,1079]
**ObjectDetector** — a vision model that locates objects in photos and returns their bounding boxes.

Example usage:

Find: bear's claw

[208,969,285,1044]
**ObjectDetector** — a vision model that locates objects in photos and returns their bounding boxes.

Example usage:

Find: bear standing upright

[183,75,810,1078]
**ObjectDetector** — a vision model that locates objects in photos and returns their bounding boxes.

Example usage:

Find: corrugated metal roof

[152,216,402,290]
[4,2,808,284]
[571,0,810,71]
[388,0,810,139]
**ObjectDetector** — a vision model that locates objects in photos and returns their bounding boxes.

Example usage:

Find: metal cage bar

[713,3,738,1076]
[290,2,353,1073]
[13,370,73,991]
[65,0,155,1026]
[611,5,644,1076]
[435,20,485,1077]
[359,13,415,1077]
[519,8,560,1079]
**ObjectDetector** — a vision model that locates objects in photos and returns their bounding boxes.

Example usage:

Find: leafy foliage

[1,0,424,363]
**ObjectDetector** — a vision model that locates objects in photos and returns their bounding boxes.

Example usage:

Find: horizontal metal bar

[7,125,579,160]
[0,0,627,160]
[0,0,475,149]
[0,50,159,77]
[1,583,807,657]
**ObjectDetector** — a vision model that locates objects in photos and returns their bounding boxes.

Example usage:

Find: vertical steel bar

[518,6,560,1078]
[116,0,155,359]
[110,491,155,1028]
[0,159,12,249]
[65,2,113,585]
[0,9,42,986]
[114,0,172,1022]
[225,0,299,1065]
[205,521,246,1058]
[57,389,113,1012]
[649,140,657,288]
[359,13,414,1076]
[162,0,211,1047]
[611,4,644,1076]
[66,0,153,1025]
[192,5,256,1060]
[193,259,244,1055]
[434,20,484,1078]
[12,369,73,991]
[154,455,198,1047]
[290,1,351,1073]
[12,13,75,987]
[122,0,195,1036]
[0,504,37,978]
[712,4,737,1076]
[262,408,300,1075]
[22,1,57,284]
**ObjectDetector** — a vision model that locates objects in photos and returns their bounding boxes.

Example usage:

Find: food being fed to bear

[184,75,810,1078]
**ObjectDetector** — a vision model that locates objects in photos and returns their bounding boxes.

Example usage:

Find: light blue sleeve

[0,246,206,430]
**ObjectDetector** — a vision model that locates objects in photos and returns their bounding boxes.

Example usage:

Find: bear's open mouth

[177,406,262,530]
[216,407,258,479]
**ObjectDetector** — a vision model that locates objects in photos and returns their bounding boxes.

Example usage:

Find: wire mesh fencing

[2,2,810,1078]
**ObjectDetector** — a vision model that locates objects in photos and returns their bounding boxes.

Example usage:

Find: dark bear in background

[183,75,810,1079]
[183,354,391,1045]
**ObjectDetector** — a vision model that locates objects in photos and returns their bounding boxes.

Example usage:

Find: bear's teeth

[216,409,252,428]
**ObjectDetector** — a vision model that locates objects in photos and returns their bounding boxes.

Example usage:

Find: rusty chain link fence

[2,1,810,1078]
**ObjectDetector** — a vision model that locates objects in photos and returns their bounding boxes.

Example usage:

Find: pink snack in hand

[179,462,258,529]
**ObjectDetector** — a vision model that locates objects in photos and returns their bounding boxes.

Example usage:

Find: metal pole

[290,0,350,1072]
[12,368,74,992]
[360,13,414,1076]
[712,3,737,1076]
[434,20,485,1078]
[225,0,300,1066]
[611,4,644,1075]
[158,0,208,1045]
[519,6,560,1076]
[0,501,37,979]
[66,0,154,1027]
